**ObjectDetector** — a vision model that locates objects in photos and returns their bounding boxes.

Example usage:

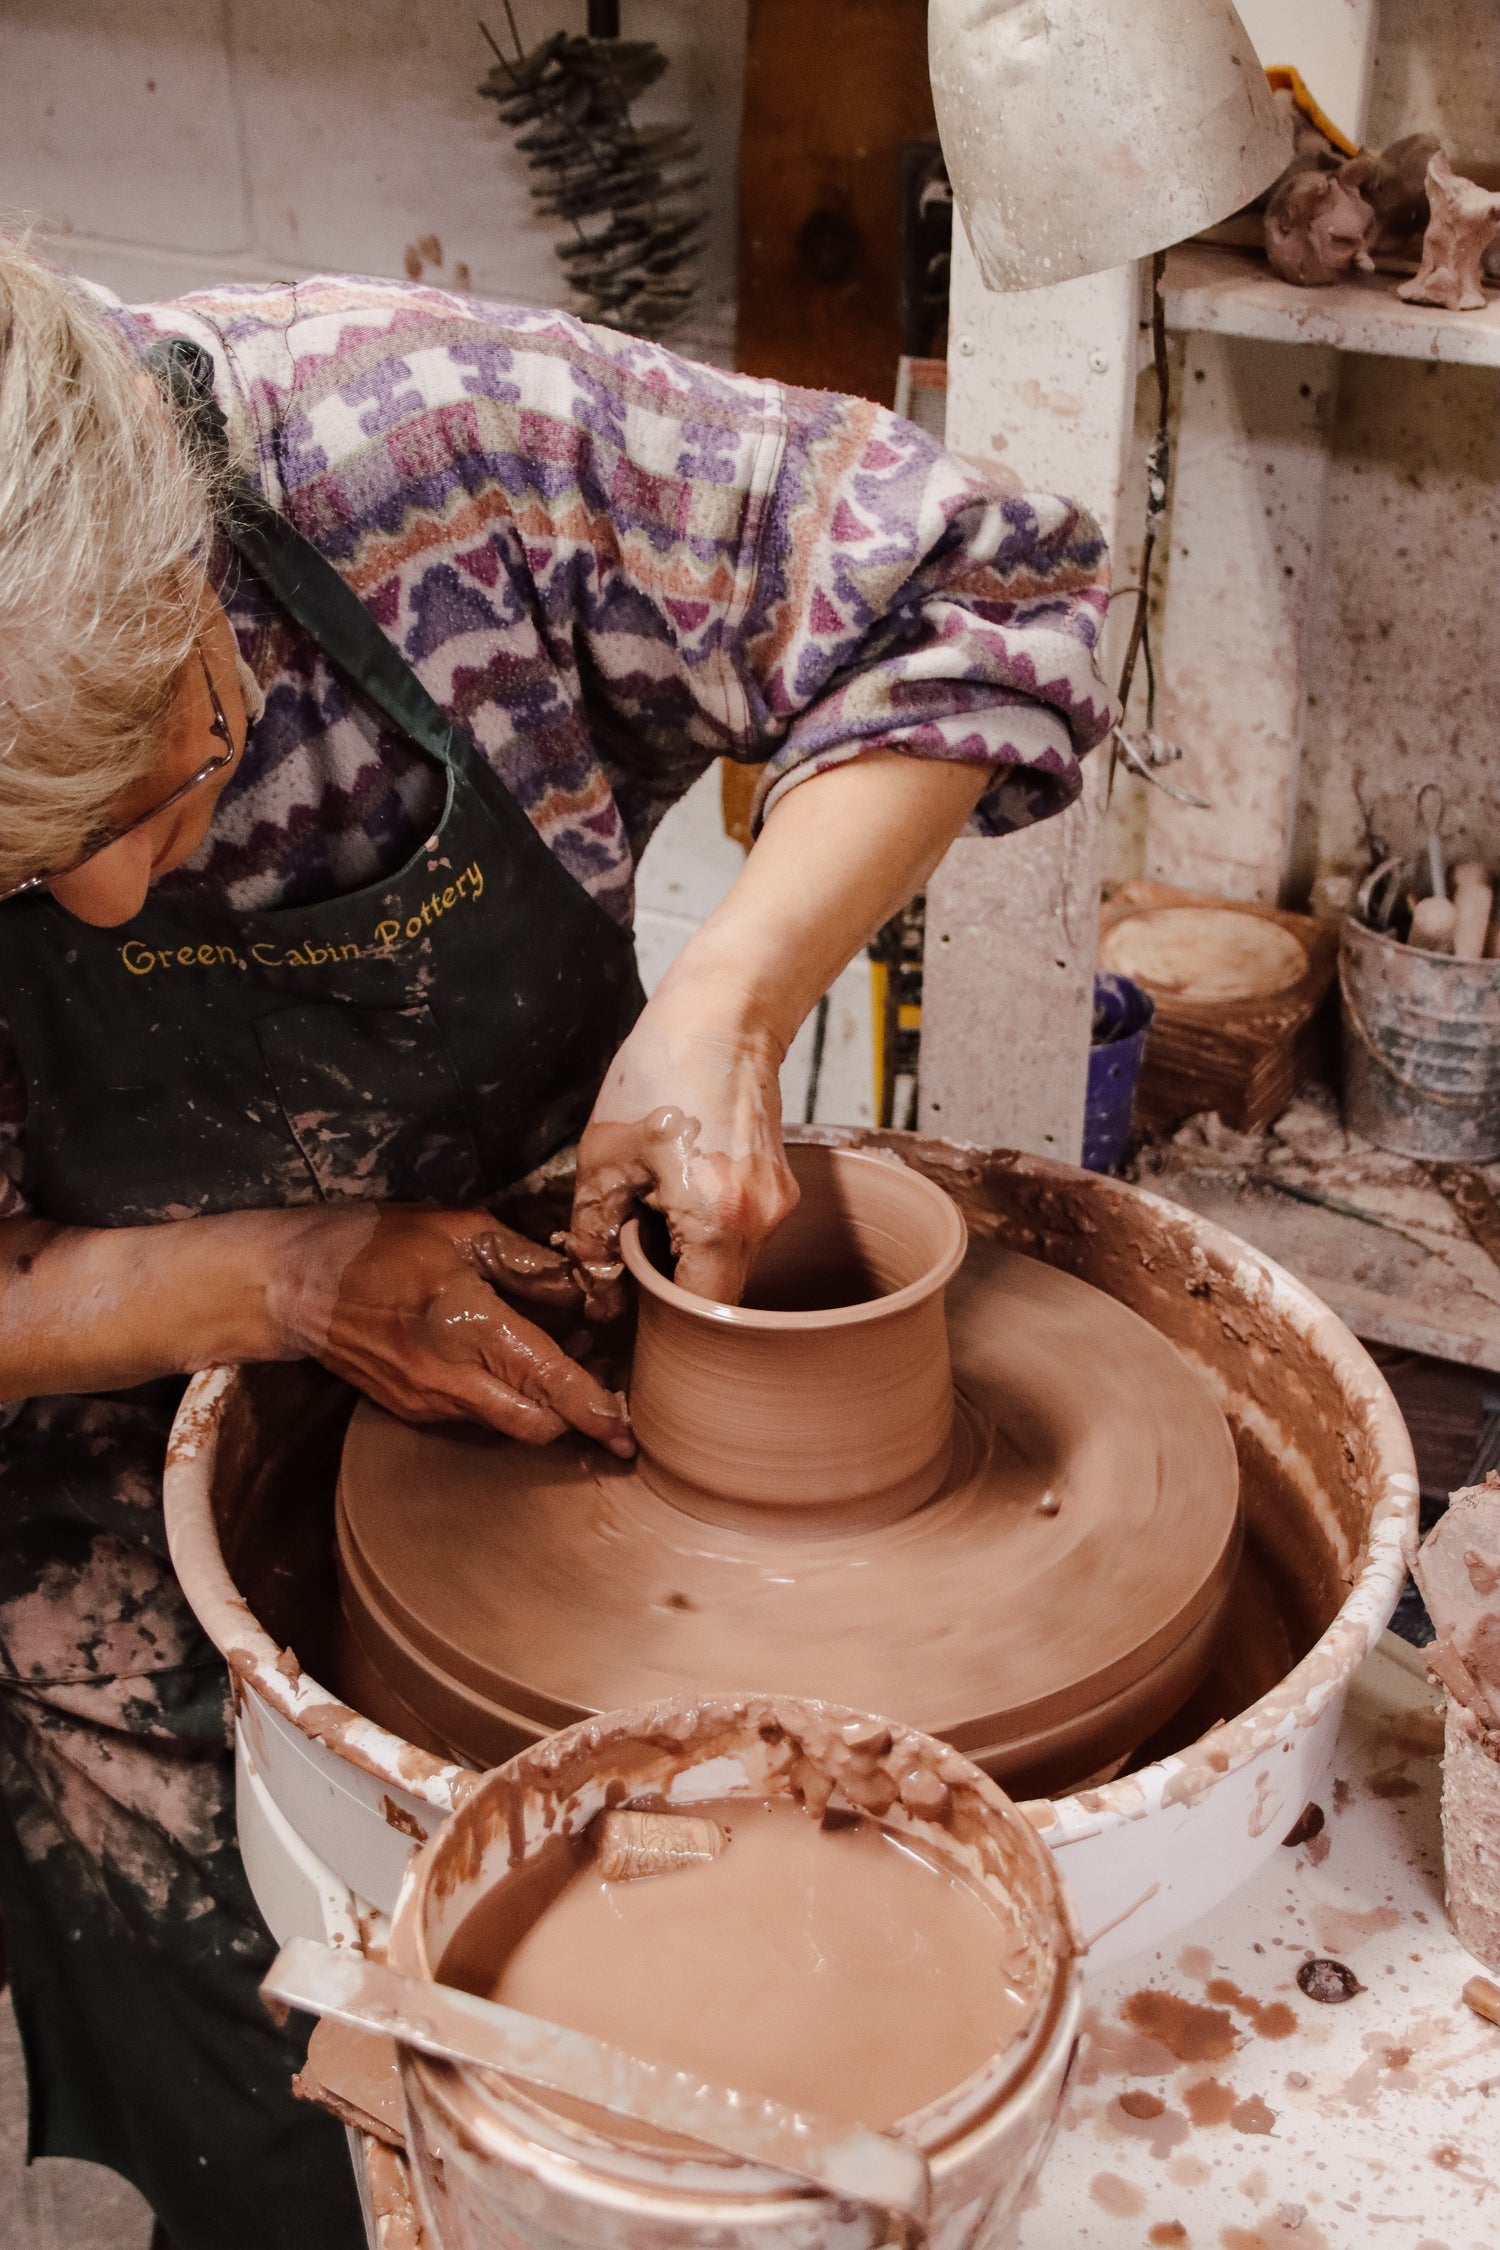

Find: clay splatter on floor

[1076,2009,1180,2080]
[1312,1900,1401,1954]
[1183,2076,1237,2126]
[1089,2170,1146,2217]
[1205,1978,1298,2039]
[1122,1988,1239,2063]
[1108,2089,1191,2159]
[1119,2089,1165,2118]
[1367,1767,1422,1798]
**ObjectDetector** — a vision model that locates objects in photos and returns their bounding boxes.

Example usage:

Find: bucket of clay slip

[622,1144,967,1536]
[1341,917,1500,1161]
[387,1693,1082,2250]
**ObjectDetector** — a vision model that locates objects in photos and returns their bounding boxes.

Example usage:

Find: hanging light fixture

[929,0,1287,294]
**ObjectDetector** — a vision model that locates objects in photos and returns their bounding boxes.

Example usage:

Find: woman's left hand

[563,971,799,1320]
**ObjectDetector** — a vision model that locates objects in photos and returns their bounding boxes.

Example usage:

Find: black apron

[0,337,642,2248]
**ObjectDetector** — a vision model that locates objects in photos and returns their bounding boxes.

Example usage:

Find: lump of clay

[1399,151,1500,311]
[1265,158,1376,287]
[1359,132,1442,255]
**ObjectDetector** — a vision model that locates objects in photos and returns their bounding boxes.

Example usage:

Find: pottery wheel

[335,1241,1241,1793]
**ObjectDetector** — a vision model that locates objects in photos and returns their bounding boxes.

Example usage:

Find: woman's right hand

[270,1205,634,1456]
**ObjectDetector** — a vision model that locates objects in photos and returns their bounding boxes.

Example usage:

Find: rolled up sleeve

[737,389,1117,837]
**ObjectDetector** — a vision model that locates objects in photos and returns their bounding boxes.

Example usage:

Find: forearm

[0,1209,313,1399]
[659,751,991,1057]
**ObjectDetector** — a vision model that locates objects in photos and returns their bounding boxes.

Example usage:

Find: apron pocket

[255,1002,484,1205]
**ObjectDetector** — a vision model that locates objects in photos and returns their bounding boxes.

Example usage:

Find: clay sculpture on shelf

[1264,157,1376,287]
[1252,103,1500,308]
[1399,150,1500,311]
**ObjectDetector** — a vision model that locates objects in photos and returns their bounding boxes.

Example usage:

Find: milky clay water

[441,1798,1033,2129]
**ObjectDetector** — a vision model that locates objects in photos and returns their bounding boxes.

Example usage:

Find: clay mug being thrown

[622,1143,967,1536]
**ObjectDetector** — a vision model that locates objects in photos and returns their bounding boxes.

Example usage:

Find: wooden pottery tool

[1410,894,1458,953]
[1453,880,1493,960]
[265,1937,932,2246]
[1418,782,1448,906]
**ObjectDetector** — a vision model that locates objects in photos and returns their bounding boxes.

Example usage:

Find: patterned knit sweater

[0,275,1115,1215]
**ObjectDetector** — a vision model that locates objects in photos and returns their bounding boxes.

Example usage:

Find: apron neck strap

[145,336,459,776]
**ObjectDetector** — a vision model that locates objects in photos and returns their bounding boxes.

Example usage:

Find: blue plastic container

[1082,971,1154,1174]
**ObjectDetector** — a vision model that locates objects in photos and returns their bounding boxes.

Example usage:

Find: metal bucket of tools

[1340,916,1500,1161]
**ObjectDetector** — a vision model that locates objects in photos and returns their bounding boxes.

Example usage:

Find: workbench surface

[1019,1635,1497,2250]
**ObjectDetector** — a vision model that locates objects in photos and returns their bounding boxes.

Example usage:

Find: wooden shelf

[1164,239,1500,368]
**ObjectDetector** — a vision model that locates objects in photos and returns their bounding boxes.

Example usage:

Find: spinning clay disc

[336,1234,1241,1796]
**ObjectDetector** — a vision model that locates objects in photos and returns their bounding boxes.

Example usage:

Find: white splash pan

[164,1135,1417,1973]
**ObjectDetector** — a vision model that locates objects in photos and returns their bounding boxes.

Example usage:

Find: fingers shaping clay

[336,1146,1241,1797]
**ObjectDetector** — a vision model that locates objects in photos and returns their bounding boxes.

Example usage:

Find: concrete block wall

[0,0,746,360]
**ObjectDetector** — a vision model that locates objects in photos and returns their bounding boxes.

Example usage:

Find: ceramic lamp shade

[930,0,1288,292]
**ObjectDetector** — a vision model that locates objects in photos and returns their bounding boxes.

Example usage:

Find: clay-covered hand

[563,985,799,1321]
[272,1206,634,1454]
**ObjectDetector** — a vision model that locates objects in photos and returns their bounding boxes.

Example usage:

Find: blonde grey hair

[0,232,216,890]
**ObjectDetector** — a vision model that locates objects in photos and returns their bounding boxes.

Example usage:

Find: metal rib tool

[264,1937,931,2247]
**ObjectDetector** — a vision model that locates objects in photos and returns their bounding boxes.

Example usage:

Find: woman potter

[0,244,1113,2247]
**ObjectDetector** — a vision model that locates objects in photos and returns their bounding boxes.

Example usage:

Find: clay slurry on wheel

[334,1153,1241,1796]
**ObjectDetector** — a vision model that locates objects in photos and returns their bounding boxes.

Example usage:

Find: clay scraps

[1264,159,1375,288]
[1398,151,1500,312]
[1252,96,1498,311]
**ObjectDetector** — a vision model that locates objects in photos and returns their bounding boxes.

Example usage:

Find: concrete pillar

[919,227,1140,1160]
[1143,335,1338,904]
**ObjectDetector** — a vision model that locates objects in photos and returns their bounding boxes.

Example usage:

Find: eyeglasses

[0,647,241,906]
